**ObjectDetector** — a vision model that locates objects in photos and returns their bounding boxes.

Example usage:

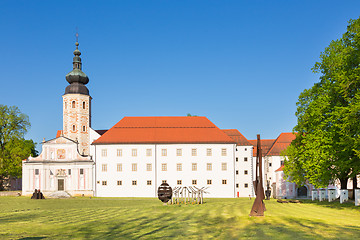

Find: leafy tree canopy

[284,18,360,189]
[0,105,36,187]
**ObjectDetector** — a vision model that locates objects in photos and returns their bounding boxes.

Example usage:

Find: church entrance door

[297,186,307,197]
[58,179,64,191]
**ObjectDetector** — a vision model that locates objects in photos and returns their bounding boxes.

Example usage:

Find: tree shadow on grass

[18,237,47,240]
[299,199,360,211]
[239,216,360,239]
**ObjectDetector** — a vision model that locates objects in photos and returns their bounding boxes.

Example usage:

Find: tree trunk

[352,176,358,200]
[354,176,358,189]
[340,178,348,190]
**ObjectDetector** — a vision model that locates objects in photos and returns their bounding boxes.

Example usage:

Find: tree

[284,18,360,190]
[0,105,36,190]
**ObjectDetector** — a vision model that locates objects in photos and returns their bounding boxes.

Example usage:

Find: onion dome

[65,41,90,95]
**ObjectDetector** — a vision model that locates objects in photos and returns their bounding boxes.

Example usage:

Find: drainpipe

[154,144,157,197]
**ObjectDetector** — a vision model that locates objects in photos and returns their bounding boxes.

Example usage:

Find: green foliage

[0,105,36,182]
[284,18,360,188]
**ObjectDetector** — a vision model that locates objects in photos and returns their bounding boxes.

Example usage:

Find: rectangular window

[269,163,272,167]
[117,180,122,186]
[146,163,152,171]
[206,163,212,171]
[35,169,39,175]
[117,149,122,157]
[221,162,227,171]
[101,149,107,157]
[244,183,249,188]
[68,169,71,175]
[146,149,152,156]
[192,163,197,171]
[244,157,248,162]
[192,180,197,185]
[102,164,107,172]
[281,160,284,166]
[132,180,137,186]
[177,180,182,185]
[80,169,84,175]
[176,149,182,156]
[147,180,152,185]
[161,149,167,156]
[207,179,212,185]
[176,163,182,171]
[245,148,247,151]
[117,163,122,172]
[102,181,107,186]
[132,149,137,157]
[192,148,197,156]
[162,180,167,184]
[221,148,227,156]
[222,179,227,184]
[236,157,238,162]
[132,163,137,172]
[244,170,248,175]
[236,170,239,175]
[50,170,53,175]
[206,148,212,156]
[161,163,167,171]
[236,183,239,188]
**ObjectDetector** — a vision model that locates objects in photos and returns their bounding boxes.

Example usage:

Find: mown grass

[0,197,359,239]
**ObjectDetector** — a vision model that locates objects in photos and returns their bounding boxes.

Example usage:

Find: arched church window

[82,126,86,132]
[65,102,67,109]
[83,102,86,109]
[72,125,76,132]
[72,101,75,108]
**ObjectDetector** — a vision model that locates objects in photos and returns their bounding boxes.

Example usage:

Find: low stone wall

[0,191,21,196]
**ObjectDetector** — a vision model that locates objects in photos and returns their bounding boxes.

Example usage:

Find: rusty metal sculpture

[158,183,172,203]
[249,134,266,216]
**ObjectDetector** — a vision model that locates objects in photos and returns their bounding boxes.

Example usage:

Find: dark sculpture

[249,134,266,216]
[158,183,172,203]
[265,181,271,200]
[31,189,45,199]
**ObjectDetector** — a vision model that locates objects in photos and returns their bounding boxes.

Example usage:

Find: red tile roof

[249,133,296,157]
[249,139,275,157]
[275,165,285,172]
[266,133,296,156]
[56,130,62,138]
[222,129,252,146]
[93,116,236,145]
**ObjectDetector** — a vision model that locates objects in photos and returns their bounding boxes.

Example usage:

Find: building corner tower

[62,40,92,156]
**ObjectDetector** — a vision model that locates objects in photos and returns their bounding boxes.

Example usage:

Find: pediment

[45,136,77,145]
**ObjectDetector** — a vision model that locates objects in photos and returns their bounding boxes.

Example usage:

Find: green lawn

[0,197,360,239]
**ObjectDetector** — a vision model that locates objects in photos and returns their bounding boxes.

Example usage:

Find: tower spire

[65,32,89,95]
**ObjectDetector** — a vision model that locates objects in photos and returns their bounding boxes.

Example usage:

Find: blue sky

[1,1,359,148]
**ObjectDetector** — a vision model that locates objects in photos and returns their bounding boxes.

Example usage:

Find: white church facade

[22,41,296,198]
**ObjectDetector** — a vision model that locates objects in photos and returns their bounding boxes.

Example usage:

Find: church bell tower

[62,38,92,156]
